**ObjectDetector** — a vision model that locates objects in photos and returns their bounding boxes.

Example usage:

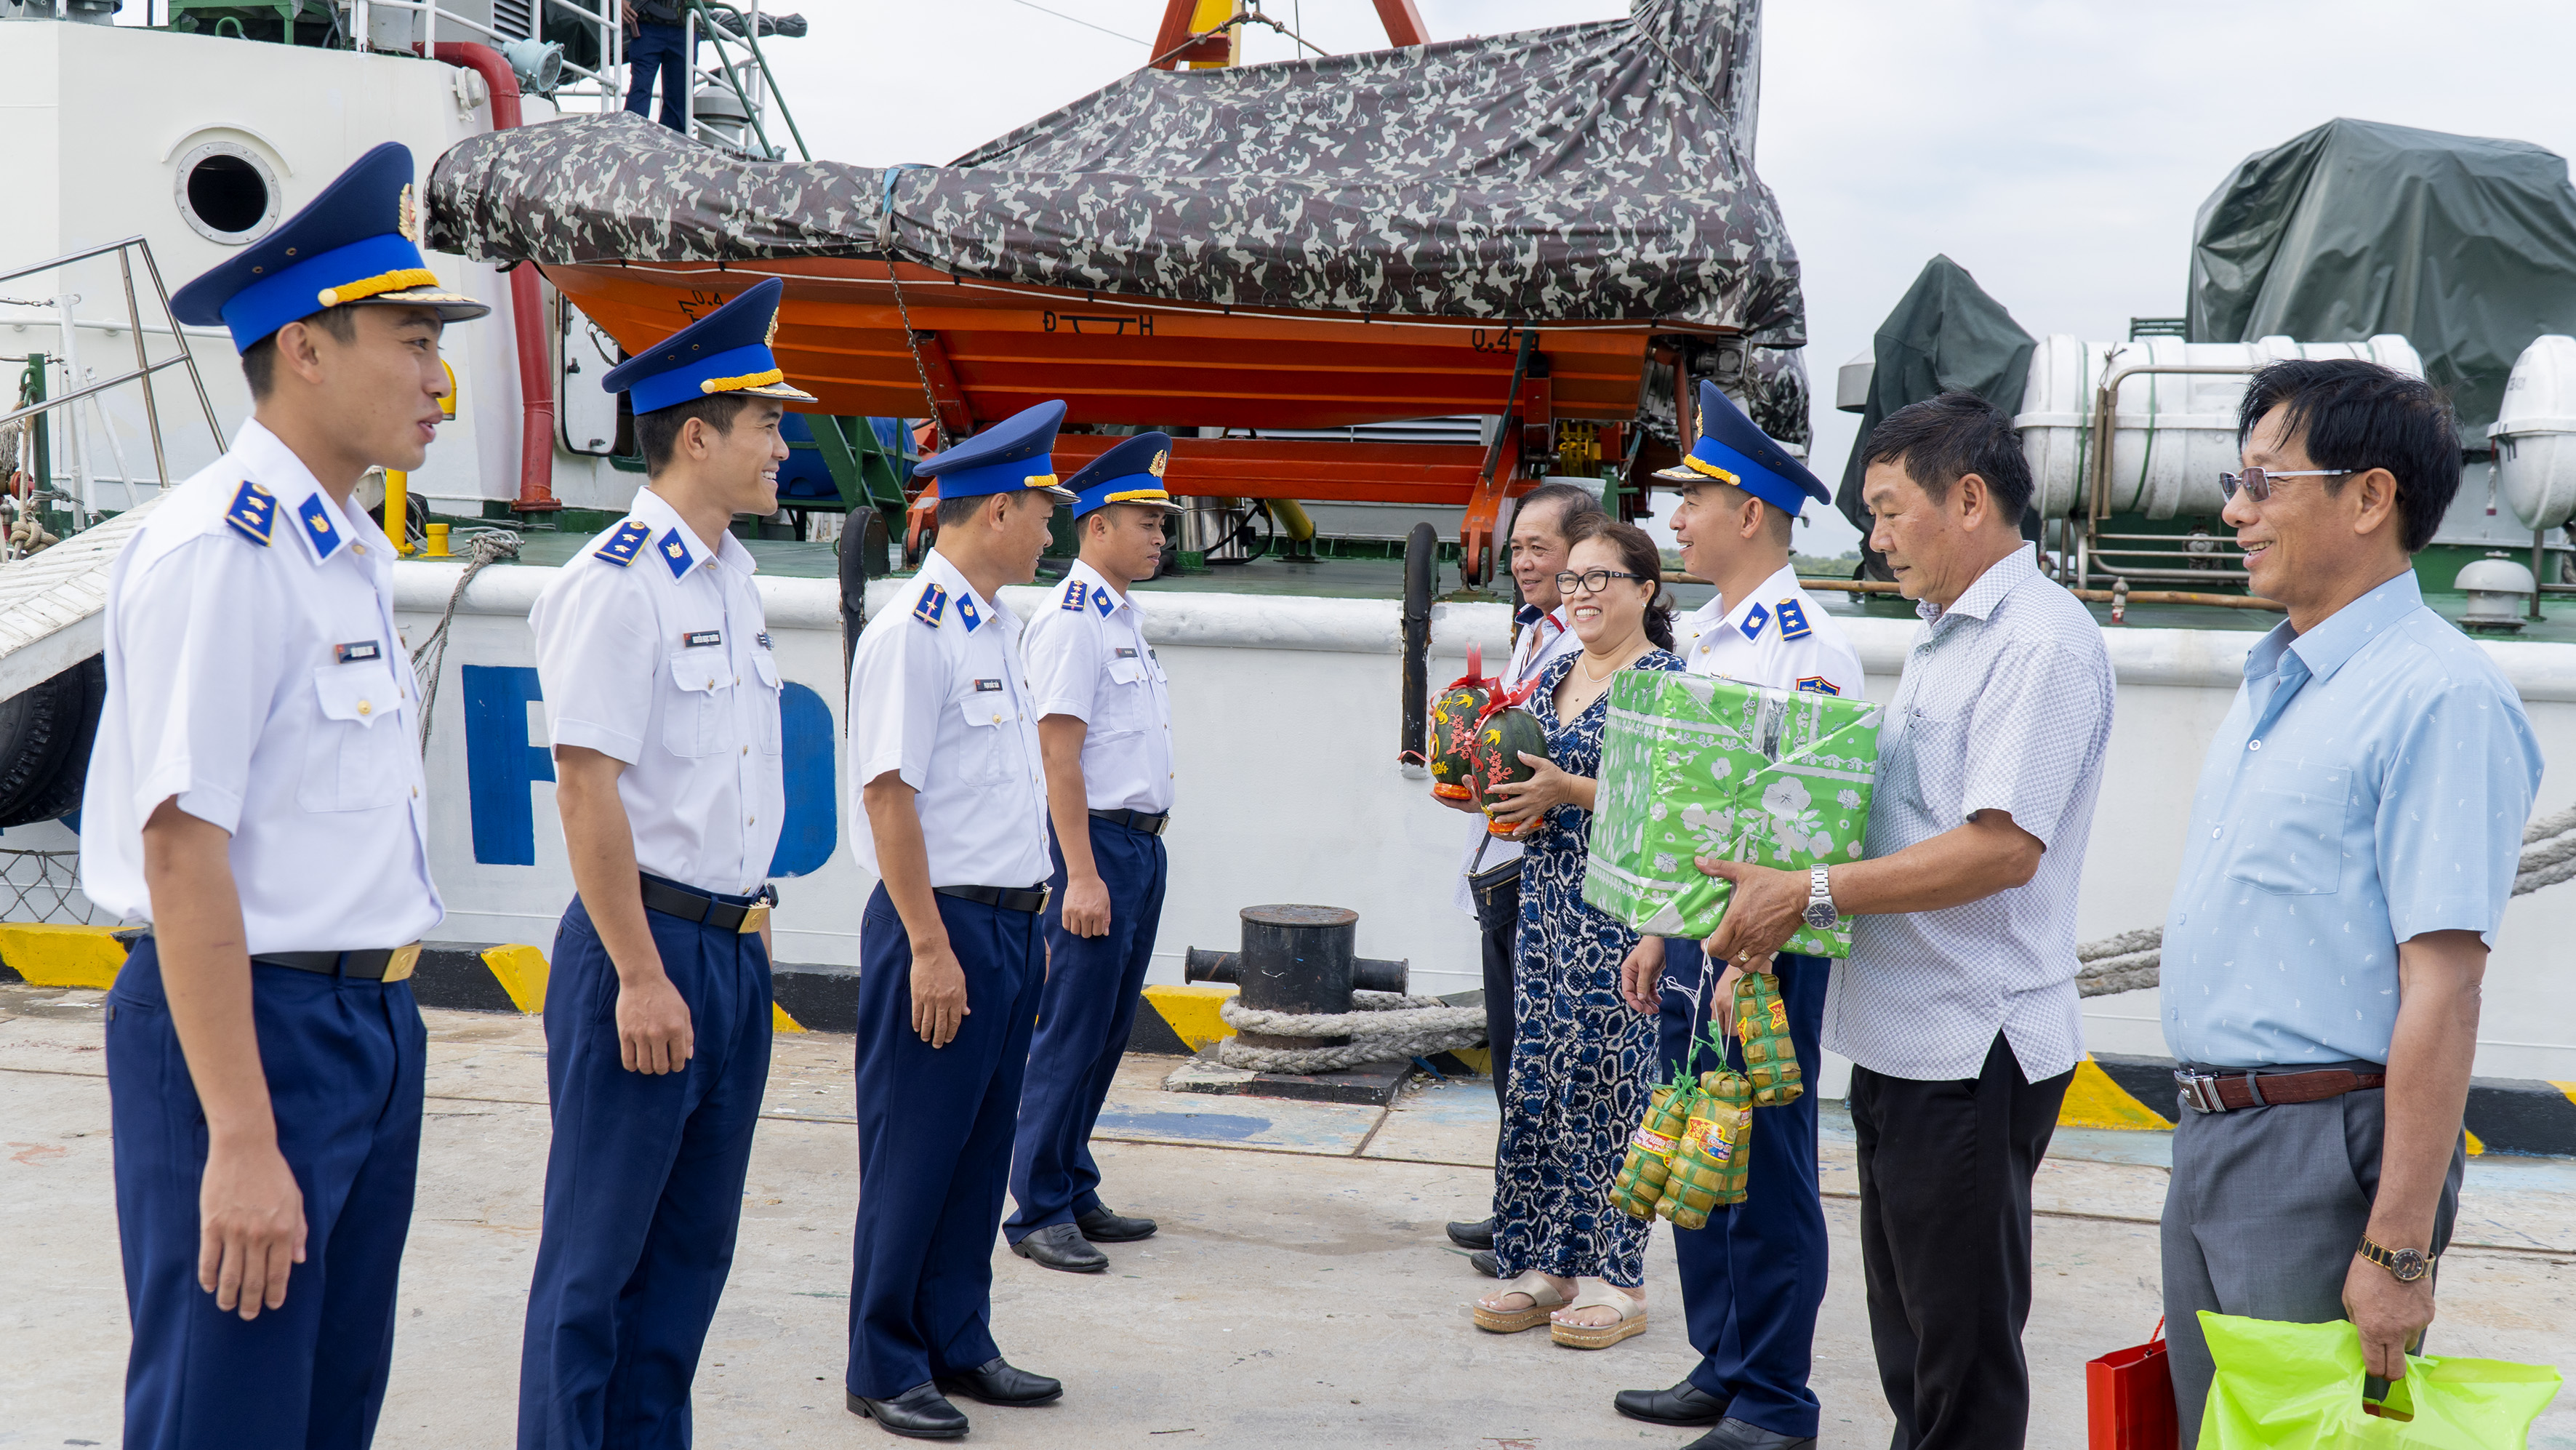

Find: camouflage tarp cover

[426,0,1803,340]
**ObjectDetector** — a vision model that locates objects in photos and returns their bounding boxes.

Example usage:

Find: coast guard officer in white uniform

[84,142,489,1450]
[1610,381,1858,1450]
[1004,431,1184,1273]
[842,400,1076,1440]
[516,277,810,1450]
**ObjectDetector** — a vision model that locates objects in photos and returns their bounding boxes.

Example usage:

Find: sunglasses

[1554,568,1649,595]
[2217,467,2351,502]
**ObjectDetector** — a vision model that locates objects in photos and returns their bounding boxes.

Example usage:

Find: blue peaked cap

[170,143,490,353]
[1064,432,1182,519]
[913,400,1076,502]
[1654,380,1831,515]
[598,277,819,415]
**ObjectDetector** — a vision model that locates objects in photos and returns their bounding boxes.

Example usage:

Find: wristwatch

[2357,1234,2434,1283]
[1802,865,1838,930]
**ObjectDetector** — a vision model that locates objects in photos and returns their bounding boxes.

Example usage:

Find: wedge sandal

[1549,1282,1648,1349]
[1470,1270,1568,1333]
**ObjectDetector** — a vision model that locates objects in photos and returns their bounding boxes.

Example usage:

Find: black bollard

[1230,904,1359,1054]
[1184,948,1408,996]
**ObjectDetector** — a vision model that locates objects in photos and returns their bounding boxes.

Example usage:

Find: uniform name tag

[1114,647,1139,659]
[333,641,382,664]
[683,630,722,648]
[974,678,1004,692]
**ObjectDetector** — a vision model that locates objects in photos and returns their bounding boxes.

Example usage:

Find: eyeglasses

[1554,568,1648,594]
[2218,467,2351,502]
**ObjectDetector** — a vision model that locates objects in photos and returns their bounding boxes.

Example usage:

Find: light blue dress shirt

[2161,571,2543,1068]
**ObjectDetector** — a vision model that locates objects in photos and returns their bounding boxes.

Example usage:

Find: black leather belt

[1089,808,1171,836]
[640,876,773,934]
[934,884,1051,914]
[135,932,421,982]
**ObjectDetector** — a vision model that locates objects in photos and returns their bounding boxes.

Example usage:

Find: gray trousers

[2160,1079,2465,1447]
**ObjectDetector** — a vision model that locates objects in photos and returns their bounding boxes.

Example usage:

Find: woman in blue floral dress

[1472,520,1685,1350]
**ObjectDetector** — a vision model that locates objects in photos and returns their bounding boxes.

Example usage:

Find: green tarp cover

[2188,118,2576,441]
[1584,671,1881,959]
[1831,255,2035,534]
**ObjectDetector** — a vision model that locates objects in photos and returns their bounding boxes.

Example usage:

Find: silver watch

[1802,865,1838,929]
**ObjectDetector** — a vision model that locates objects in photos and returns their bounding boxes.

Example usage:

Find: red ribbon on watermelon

[1443,643,1496,695]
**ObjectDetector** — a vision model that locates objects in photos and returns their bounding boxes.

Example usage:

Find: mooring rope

[1213,990,1487,1074]
[2074,802,2576,997]
[410,529,521,754]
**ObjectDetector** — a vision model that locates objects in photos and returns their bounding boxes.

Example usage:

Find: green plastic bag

[2199,1312,2561,1449]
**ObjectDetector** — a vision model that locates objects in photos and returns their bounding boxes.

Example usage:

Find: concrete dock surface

[4,984,2570,1449]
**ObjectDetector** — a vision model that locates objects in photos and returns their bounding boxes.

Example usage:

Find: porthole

[174,142,281,245]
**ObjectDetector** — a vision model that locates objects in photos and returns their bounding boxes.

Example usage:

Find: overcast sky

[750,2,2576,553]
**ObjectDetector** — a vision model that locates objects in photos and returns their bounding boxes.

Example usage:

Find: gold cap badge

[1149,450,1169,478]
[397,183,420,245]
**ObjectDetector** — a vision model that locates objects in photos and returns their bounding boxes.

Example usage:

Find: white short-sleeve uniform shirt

[81,420,441,954]
[1677,563,1865,699]
[1020,559,1174,815]
[844,548,1052,889]
[527,485,785,897]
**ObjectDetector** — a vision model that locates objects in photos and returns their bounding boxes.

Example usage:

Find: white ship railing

[0,237,224,538]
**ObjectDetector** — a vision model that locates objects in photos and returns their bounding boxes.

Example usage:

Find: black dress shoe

[1075,1205,1157,1242]
[1445,1216,1496,1250]
[1468,1249,1501,1278]
[846,1384,968,1440]
[1010,1222,1108,1273]
[936,1356,1064,1407]
[1682,1417,1817,1450]
[1613,1379,1728,1427]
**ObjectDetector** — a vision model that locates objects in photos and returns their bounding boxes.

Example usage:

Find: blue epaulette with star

[222,479,277,546]
[593,519,650,567]
[1061,578,1088,612]
[913,583,947,627]
[1777,598,1812,639]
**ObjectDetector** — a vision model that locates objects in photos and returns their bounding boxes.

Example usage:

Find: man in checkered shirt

[1701,393,2115,1450]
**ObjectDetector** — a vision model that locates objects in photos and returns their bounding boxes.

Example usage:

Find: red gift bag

[2087,1318,2179,1450]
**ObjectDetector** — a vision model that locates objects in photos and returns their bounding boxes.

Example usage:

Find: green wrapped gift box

[1583,671,1883,959]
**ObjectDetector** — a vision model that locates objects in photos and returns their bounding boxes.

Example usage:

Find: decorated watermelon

[1427,645,1496,801]
[1469,700,1551,838]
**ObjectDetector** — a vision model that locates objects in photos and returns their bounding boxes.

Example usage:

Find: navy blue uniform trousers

[847,884,1046,1399]
[1006,817,1168,1240]
[621,23,694,131]
[517,884,773,1450]
[1656,940,1830,1440]
[107,937,426,1450]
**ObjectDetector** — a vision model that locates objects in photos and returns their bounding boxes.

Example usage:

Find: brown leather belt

[2174,1066,2386,1114]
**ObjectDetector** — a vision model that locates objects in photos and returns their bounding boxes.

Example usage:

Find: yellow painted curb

[481,945,551,1014]
[0,923,127,990]
[773,1003,807,1033]
[1449,1046,1493,1076]
[2059,1056,2173,1131]
[1143,983,1237,1052]
[2463,1128,2485,1158]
